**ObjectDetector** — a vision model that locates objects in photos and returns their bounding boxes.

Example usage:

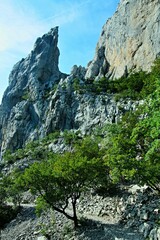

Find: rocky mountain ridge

[0,0,160,156]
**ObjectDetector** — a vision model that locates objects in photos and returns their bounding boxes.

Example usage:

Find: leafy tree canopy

[20,137,107,227]
[103,59,160,192]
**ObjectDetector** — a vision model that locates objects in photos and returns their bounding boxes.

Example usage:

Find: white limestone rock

[85,0,160,80]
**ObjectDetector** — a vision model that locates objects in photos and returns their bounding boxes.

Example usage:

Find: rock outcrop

[85,0,160,79]
[0,27,137,155]
[0,0,160,155]
[0,27,64,153]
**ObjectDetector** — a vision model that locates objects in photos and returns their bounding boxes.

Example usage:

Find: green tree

[130,71,160,191]
[22,150,105,228]
[4,170,26,207]
[104,121,138,184]
[104,60,160,192]
[75,136,100,159]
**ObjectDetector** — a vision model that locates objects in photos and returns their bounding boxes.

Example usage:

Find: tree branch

[45,198,74,221]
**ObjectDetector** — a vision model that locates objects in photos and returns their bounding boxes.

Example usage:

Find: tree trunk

[72,201,78,228]
[46,198,79,227]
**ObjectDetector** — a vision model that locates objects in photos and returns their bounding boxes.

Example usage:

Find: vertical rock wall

[85,0,160,79]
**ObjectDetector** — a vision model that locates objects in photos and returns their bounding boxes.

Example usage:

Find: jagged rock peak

[34,26,59,45]
[1,26,61,107]
[0,26,63,153]
[85,0,160,80]
[32,26,59,62]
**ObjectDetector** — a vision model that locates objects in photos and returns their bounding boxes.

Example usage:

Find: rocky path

[75,211,144,240]
[2,185,159,240]
[0,203,144,240]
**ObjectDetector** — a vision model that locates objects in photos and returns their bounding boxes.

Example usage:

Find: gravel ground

[0,204,144,240]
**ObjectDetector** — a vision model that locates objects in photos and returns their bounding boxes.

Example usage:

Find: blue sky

[0,0,120,102]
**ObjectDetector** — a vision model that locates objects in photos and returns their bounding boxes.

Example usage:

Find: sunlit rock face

[85,0,160,80]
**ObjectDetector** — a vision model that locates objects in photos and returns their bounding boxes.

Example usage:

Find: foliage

[63,130,81,145]
[0,181,7,205]
[0,205,18,229]
[107,71,147,99]
[3,131,60,164]
[103,115,141,184]
[1,170,26,206]
[73,78,81,92]
[92,77,108,94]
[22,90,30,101]
[3,148,26,164]
[71,65,157,100]
[3,149,15,164]
[35,196,50,217]
[20,137,107,227]
[75,136,100,159]
[41,131,60,145]
[103,60,160,192]
[0,177,20,229]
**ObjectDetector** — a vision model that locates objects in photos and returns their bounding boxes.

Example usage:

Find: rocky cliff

[85,0,160,79]
[0,27,65,154]
[0,0,160,155]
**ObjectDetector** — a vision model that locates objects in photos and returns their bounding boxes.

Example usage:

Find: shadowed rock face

[85,0,160,80]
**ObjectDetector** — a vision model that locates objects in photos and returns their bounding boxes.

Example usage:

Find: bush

[63,130,81,145]
[42,131,60,144]
[103,68,160,192]
[0,205,19,229]
[0,179,20,229]
[3,149,16,164]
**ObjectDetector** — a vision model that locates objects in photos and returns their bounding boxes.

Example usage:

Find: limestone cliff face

[0,0,160,155]
[85,0,160,79]
[0,23,135,155]
[0,27,64,153]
